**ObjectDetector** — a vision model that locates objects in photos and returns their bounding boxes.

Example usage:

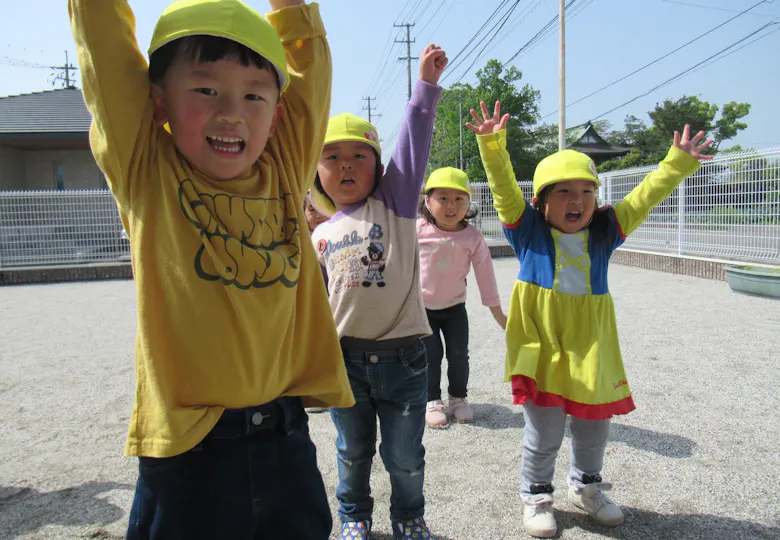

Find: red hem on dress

[511,375,635,420]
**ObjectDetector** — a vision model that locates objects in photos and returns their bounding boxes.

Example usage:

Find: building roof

[568,122,632,157]
[0,88,91,134]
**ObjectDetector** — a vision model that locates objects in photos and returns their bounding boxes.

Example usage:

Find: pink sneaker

[448,396,473,423]
[426,400,449,428]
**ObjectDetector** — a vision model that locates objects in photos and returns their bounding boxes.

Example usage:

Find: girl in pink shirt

[417,167,507,428]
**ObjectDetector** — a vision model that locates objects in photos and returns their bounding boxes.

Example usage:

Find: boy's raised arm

[265,2,332,193]
[69,0,154,208]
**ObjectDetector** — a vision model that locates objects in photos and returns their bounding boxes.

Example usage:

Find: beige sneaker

[425,400,449,428]
[523,493,556,538]
[448,395,473,423]
[569,483,625,526]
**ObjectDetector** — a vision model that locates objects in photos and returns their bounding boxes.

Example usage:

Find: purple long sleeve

[373,79,442,218]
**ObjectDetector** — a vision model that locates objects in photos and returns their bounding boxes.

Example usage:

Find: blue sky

[2,0,778,155]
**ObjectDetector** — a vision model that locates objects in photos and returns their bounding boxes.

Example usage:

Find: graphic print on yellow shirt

[179,179,301,289]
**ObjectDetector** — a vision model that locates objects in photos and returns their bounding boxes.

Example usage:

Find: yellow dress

[477,131,701,419]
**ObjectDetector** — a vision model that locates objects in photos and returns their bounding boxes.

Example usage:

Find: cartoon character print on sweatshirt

[317,223,388,294]
[178,179,300,289]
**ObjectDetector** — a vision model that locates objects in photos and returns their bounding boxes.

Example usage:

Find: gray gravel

[0,260,778,540]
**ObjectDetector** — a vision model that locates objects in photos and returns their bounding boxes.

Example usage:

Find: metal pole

[558,0,566,151]
[458,93,464,170]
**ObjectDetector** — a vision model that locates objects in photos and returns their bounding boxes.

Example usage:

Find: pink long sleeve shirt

[417,218,501,310]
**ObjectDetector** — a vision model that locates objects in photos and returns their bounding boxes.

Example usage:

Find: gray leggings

[521,402,611,500]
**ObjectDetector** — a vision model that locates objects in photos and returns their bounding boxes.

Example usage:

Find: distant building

[565,121,632,165]
[0,88,104,191]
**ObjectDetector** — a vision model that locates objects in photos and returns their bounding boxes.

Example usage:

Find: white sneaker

[448,395,473,423]
[569,482,625,526]
[523,493,556,538]
[425,400,449,428]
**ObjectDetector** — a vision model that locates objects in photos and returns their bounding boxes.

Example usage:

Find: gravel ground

[0,260,778,540]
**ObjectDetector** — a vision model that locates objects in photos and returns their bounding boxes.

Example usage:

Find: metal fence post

[678,178,686,256]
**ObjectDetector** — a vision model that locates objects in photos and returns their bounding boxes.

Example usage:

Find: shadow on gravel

[609,423,696,458]
[556,506,779,539]
[0,482,132,538]
[470,403,526,430]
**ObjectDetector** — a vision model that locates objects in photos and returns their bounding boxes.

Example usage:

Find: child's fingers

[691,130,707,145]
[465,122,479,134]
[673,130,681,148]
[492,101,502,121]
[499,113,510,130]
[682,124,691,144]
[480,101,490,122]
[698,138,714,151]
[469,109,483,125]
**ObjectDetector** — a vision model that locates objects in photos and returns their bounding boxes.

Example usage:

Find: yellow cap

[533,149,600,197]
[324,114,382,157]
[425,167,470,195]
[149,0,289,92]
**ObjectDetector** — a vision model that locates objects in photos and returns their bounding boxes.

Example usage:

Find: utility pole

[458,93,464,170]
[51,51,78,89]
[394,23,418,100]
[362,96,381,124]
[558,0,566,151]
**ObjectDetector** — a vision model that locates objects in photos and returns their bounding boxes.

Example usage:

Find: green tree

[600,95,751,170]
[428,59,541,183]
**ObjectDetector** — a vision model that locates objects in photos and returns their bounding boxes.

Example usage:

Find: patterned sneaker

[338,520,372,539]
[392,517,434,539]
[425,400,449,428]
[523,493,556,538]
[569,482,624,526]
[448,395,473,423]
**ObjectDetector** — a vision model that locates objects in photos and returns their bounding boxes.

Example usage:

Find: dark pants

[422,303,470,401]
[330,336,428,524]
[126,397,331,540]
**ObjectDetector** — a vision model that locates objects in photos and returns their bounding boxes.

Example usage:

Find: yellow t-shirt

[69,0,354,458]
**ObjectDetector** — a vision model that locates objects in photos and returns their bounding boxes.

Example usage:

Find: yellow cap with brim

[311,113,382,217]
[149,0,289,92]
[425,167,470,195]
[323,113,382,158]
[533,149,600,197]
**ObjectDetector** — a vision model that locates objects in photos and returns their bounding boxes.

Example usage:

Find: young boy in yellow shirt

[69,0,353,537]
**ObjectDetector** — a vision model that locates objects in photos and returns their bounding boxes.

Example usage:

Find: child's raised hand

[419,44,448,86]
[465,101,510,136]
[674,124,714,161]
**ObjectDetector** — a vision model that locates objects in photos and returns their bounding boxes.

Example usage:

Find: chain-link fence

[0,190,129,268]
[0,146,778,268]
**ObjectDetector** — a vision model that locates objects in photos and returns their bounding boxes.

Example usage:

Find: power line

[416,0,457,43]
[450,0,524,84]
[589,22,779,122]
[502,0,574,66]
[660,0,780,18]
[440,0,514,83]
[540,0,770,120]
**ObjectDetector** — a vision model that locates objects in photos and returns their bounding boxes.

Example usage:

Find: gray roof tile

[0,88,92,134]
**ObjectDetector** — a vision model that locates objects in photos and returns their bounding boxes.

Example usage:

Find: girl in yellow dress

[468,101,712,538]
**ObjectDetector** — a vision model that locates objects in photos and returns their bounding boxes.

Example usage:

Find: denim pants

[520,402,611,500]
[422,303,470,401]
[126,397,331,540]
[330,336,428,523]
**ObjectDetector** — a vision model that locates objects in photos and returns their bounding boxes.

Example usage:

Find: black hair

[418,188,479,228]
[533,184,615,251]
[148,35,281,95]
[313,148,384,210]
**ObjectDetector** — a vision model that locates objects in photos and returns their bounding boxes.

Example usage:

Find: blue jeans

[330,337,428,524]
[520,402,611,500]
[126,397,331,540]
